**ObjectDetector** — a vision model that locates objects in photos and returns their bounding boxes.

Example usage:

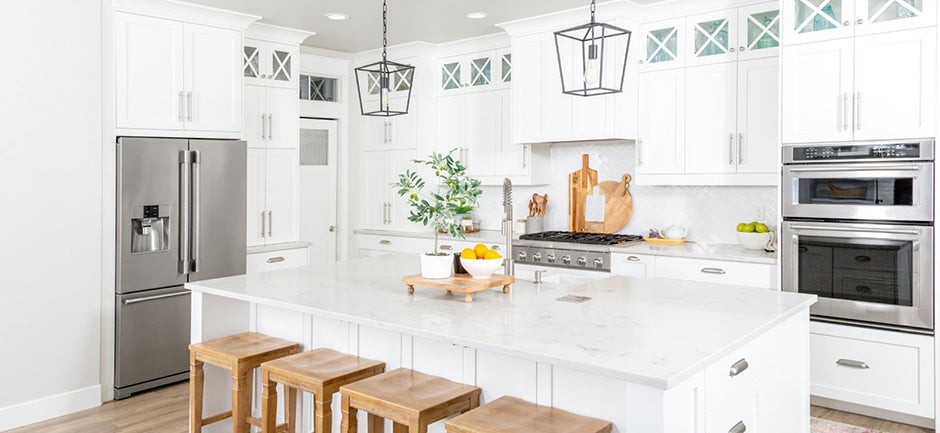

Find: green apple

[754,223,769,233]
[736,223,747,232]
[742,223,756,233]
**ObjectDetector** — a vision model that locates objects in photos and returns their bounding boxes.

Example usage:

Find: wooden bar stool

[260,348,386,433]
[339,368,481,433]
[189,332,301,433]
[445,396,612,433]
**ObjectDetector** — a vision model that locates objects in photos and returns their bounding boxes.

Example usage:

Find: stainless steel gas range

[513,231,643,283]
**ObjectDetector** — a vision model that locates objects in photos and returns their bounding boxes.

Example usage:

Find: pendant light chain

[382,0,388,62]
[590,0,596,23]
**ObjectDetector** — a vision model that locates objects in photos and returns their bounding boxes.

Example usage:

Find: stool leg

[190,358,204,432]
[260,370,277,433]
[284,386,297,433]
[392,423,408,433]
[340,394,358,433]
[367,414,383,433]
[232,367,252,433]
[315,394,332,433]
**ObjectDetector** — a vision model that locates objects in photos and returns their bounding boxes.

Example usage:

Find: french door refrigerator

[115,137,246,399]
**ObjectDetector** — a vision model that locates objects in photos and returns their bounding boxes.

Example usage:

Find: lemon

[483,250,501,260]
[473,244,489,259]
[460,248,477,260]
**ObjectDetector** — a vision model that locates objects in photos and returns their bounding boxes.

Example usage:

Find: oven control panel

[785,140,935,164]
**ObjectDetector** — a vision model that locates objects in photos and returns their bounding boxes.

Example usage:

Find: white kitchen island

[186,255,816,433]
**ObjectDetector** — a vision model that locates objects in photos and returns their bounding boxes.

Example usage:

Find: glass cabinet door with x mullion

[738,3,781,60]
[639,18,685,71]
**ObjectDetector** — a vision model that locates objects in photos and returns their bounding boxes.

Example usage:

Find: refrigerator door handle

[178,151,192,275]
[191,150,201,273]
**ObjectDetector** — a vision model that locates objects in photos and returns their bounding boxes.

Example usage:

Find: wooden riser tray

[403,273,513,303]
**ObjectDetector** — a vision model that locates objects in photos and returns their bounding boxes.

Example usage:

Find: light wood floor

[3,382,934,433]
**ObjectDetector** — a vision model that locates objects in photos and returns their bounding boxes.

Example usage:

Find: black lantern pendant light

[554,0,632,97]
[355,0,415,116]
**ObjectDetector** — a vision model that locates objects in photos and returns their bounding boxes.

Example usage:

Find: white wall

[0,0,104,429]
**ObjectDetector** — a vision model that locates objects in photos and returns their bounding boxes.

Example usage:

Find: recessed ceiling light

[324,13,349,21]
[464,12,489,20]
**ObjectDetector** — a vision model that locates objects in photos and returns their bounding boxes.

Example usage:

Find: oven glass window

[794,178,913,206]
[798,236,913,307]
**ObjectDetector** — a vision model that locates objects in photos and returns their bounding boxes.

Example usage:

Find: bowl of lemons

[460,244,503,279]
[736,221,772,250]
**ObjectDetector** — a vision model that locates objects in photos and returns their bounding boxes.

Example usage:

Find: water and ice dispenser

[130,204,170,254]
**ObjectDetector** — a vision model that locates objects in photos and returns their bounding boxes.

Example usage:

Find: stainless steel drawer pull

[491,245,501,251]
[124,291,189,305]
[729,421,747,433]
[836,359,870,369]
[266,257,285,263]
[379,240,392,245]
[627,256,641,261]
[440,245,454,251]
[701,267,727,275]
[729,358,749,377]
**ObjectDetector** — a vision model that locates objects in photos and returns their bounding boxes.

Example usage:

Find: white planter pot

[420,254,453,279]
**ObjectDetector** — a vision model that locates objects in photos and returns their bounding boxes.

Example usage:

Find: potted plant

[394,150,483,279]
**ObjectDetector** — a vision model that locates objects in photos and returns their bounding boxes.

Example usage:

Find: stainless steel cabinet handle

[178,91,185,121]
[855,93,861,131]
[268,114,273,140]
[329,225,337,232]
[701,267,727,275]
[857,18,864,25]
[522,144,528,169]
[124,291,190,305]
[789,224,920,235]
[837,359,870,369]
[440,244,454,251]
[387,121,393,144]
[627,256,641,262]
[192,150,201,273]
[186,91,193,121]
[787,164,921,172]
[491,245,501,251]
[842,93,849,131]
[179,151,192,275]
[637,138,643,166]
[729,358,749,377]
[260,114,266,141]
[738,133,744,164]
[261,211,266,238]
[729,133,734,165]
[729,421,747,433]
[267,210,272,237]
[379,240,392,245]
[266,256,285,263]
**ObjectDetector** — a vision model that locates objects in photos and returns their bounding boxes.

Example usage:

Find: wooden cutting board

[568,154,598,232]
[583,174,634,234]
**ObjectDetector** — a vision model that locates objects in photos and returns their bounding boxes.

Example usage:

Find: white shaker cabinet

[243,39,299,89]
[244,86,299,149]
[115,12,241,134]
[781,38,854,143]
[247,148,299,247]
[783,0,935,44]
[362,98,418,151]
[736,57,780,174]
[686,9,739,67]
[362,150,416,231]
[637,69,686,175]
[684,62,738,174]
[638,18,686,71]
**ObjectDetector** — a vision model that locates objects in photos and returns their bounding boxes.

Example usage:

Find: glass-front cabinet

[243,39,298,89]
[687,10,737,65]
[738,3,781,59]
[438,49,510,94]
[639,18,685,71]
[783,0,935,43]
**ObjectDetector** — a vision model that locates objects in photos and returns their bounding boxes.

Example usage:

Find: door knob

[329,225,337,232]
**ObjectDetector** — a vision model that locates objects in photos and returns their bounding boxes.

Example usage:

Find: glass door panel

[647,27,679,64]
[441,61,461,91]
[868,0,923,23]
[747,10,781,50]
[271,49,292,83]
[393,68,413,92]
[243,46,259,78]
[693,19,731,57]
[470,57,492,87]
[794,0,846,33]
[500,53,512,83]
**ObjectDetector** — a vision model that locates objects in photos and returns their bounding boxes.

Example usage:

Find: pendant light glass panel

[355,60,414,116]
[554,20,632,97]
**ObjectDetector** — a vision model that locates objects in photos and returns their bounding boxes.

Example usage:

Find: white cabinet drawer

[706,387,759,433]
[810,322,934,418]
[654,256,773,289]
[611,253,655,278]
[705,334,766,412]
[437,240,505,255]
[246,247,308,273]
[356,234,422,255]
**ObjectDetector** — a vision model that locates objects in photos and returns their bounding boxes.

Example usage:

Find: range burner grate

[519,231,643,246]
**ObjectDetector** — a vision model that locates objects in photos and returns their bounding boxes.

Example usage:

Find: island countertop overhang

[185,255,815,389]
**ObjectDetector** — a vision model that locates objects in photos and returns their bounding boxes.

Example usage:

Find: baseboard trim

[812,395,935,430]
[0,384,102,431]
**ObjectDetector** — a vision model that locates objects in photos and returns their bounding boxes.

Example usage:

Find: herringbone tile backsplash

[476,141,778,244]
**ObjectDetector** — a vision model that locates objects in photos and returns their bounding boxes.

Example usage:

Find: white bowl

[460,257,503,279]
[737,231,772,250]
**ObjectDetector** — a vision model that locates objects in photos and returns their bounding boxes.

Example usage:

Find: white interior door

[183,23,241,132]
[299,119,338,263]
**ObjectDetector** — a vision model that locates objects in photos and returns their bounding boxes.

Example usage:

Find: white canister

[514,219,527,235]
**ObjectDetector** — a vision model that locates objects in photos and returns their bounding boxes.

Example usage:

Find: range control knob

[532,253,542,262]
[546,253,556,263]
[577,256,587,266]
[517,251,527,261]
[593,257,604,268]
[562,255,572,265]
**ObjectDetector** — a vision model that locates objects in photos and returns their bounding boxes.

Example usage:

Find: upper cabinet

[639,18,686,71]
[113,0,258,137]
[738,3,782,60]
[243,39,298,89]
[438,50,510,95]
[687,9,739,66]
[783,0,936,44]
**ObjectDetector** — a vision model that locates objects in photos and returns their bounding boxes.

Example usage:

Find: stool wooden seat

[189,332,301,433]
[444,396,612,433]
[260,348,386,433]
[339,368,481,433]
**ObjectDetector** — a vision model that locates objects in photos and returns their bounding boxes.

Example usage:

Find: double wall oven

[782,139,934,334]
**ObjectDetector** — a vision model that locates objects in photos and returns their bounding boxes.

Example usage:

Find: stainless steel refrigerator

[115,137,246,399]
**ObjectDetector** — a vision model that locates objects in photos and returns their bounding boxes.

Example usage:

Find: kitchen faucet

[503,178,514,276]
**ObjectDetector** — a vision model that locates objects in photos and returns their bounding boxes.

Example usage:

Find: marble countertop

[187,255,813,389]
[354,228,507,244]
[610,242,777,264]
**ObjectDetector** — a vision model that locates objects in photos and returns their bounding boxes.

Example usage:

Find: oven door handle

[788,224,921,236]
[787,165,922,173]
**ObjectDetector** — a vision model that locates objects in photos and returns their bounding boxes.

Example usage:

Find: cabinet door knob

[329,225,337,232]
[729,47,735,52]
[739,46,745,52]
[843,20,850,26]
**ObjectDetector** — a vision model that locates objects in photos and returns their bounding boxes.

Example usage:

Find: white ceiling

[184,0,670,53]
